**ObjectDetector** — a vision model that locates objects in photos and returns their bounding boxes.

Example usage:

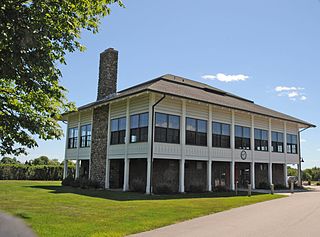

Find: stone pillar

[123,98,130,191]
[97,48,118,100]
[75,159,80,179]
[179,159,185,193]
[208,160,212,191]
[105,104,111,189]
[63,160,68,179]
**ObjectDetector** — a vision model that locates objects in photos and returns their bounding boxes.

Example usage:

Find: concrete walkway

[129,187,320,237]
[0,212,37,237]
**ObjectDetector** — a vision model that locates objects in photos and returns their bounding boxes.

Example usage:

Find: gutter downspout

[150,94,166,194]
[298,126,310,187]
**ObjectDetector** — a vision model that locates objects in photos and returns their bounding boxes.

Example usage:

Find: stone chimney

[97,48,118,101]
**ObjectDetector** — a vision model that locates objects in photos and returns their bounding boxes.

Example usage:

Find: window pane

[287,134,291,144]
[235,125,242,137]
[222,124,230,136]
[292,135,297,144]
[87,125,91,135]
[155,127,166,142]
[196,132,207,146]
[186,118,196,131]
[140,113,149,127]
[255,129,261,140]
[235,137,242,149]
[130,115,139,129]
[111,131,119,144]
[168,115,180,129]
[221,135,230,148]
[292,144,297,154]
[278,133,284,142]
[272,132,277,142]
[278,143,283,152]
[186,130,196,145]
[155,113,167,128]
[213,122,221,135]
[74,128,78,137]
[111,119,118,132]
[130,128,139,143]
[140,127,148,142]
[119,130,126,144]
[212,134,221,147]
[119,117,126,131]
[243,138,251,150]
[197,120,207,133]
[262,130,268,140]
[243,127,250,138]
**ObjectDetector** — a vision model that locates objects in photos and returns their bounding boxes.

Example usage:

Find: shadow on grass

[28,185,264,201]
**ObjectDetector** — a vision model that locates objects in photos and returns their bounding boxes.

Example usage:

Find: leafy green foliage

[0,156,20,164]
[0,0,123,156]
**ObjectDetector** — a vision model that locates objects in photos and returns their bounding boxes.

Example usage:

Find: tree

[0,0,123,156]
[0,156,20,164]
[32,155,50,165]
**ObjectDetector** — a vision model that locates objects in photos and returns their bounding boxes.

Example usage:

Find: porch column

[123,98,130,191]
[268,118,273,185]
[251,115,255,189]
[146,93,155,194]
[284,122,289,188]
[179,99,186,193]
[75,159,80,179]
[63,160,68,179]
[284,164,288,187]
[230,110,235,190]
[208,160,212,191]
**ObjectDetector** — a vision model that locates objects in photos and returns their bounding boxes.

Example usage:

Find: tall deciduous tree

[0,0,123,155]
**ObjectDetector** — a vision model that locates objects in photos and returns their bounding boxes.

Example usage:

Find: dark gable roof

[73,74,315,127]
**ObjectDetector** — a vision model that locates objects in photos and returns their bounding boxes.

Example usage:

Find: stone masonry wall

[89,104,109,187]
[185,160,207,193]
[255,163,269,188]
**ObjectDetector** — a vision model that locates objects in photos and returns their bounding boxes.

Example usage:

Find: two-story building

[62,48,315,193]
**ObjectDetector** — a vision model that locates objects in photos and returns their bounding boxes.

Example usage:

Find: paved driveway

[129,188,320,237]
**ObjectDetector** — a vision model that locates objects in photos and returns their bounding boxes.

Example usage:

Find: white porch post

[146,93,155,194]
[123,98,130,191]
[105,104,111,189]
[207,104,212,191]
[179,99,186,193]
[63,160,68,179]
[75,159,80,178]
[230,110,235,190]
[251,115,255,189]
[268,118,273,185]
[284,122,288,187]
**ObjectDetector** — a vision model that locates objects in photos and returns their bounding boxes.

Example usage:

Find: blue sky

[18,0,319,168]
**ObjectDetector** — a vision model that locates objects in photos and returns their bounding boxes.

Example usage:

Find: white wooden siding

[186,101,208,119]
[212,106,232,124]
[254,116,268,130]
[110,100,126,119]
[235,111,251,127]
[130,93,149,115]
[286,122,298,134]
[155,96,182,116]
[272,120,284,132]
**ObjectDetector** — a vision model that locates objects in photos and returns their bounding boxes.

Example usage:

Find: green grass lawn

[0,181,284,237]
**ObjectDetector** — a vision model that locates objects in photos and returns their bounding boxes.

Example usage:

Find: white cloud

[301,139,307,143]
[274,86,306,101]
[202,73,249,82]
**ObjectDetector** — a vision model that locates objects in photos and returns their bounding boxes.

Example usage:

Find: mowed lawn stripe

[0,181,284,237]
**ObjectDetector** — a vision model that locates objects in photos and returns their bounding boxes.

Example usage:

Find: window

[287,134,298,154]
[235,125,251,150]
[110,117,126,145]
[212,122,230,148]
[68,127,78,149]
[186,118,207,146]
[130,113,149,143]
[155,113,180,144]
[271,131,284,153]
[254,128,268,151]
[80,124,91,148]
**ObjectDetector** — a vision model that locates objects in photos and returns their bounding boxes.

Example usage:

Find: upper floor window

[68,127,78,149]
[155,113,180,144]
[254,128,268,151]
[130,113,148,143]
[271,131,284,153]
[212,122,230,148]
[186,118,207,146]
[287,134,298,154]
[80,124,91,148]
[111,117,126,145]
[235,125,251,150]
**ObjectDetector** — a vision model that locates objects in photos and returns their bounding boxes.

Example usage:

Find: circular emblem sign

[240,150,247,160]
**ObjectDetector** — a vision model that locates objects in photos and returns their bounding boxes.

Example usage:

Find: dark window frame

[287,133,298,154]
[80,124,92,148]
[186,117,207,146]
[235,125,251,150]
[154,112,180,144]
[271,131,284,153]
[130,112,149,143]
[254,128,268,152]
[68,127,78,149]
[110,117,126,145]
[212,122,230,148]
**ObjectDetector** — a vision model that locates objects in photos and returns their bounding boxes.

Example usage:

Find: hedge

[0,164,75,181]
